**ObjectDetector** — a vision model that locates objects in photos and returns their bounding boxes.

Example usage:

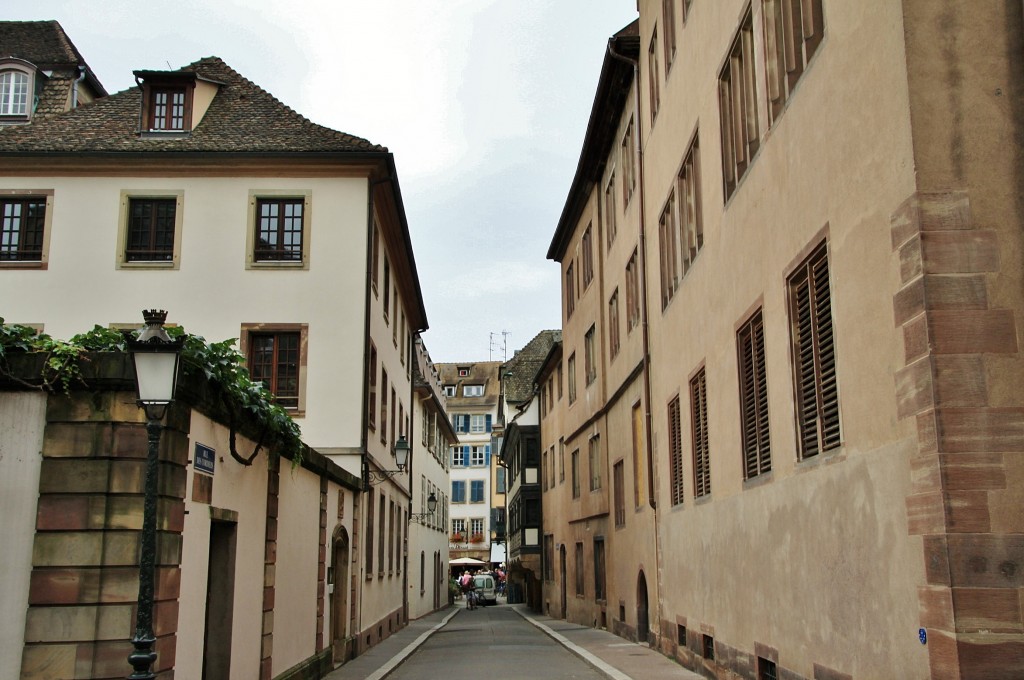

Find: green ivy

[0,317,303,462]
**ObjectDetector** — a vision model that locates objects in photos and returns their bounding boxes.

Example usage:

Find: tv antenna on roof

[489,331,510,362]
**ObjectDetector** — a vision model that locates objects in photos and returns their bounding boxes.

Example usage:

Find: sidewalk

[511,604,703,680]
[324,600,702,680]
[322,606,458,680]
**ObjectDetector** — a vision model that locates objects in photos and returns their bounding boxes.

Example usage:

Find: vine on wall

[0,318,303,463]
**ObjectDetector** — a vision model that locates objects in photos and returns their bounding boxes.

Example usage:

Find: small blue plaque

[194,443,215,475]
[919,628,927,645]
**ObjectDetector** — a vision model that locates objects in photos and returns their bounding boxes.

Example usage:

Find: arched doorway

[330,527,350,663]
[637,570,649,644]
[559,545,567,618]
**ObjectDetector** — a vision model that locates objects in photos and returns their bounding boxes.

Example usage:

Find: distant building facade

[545,3,1024,680]
[437,361,501,565]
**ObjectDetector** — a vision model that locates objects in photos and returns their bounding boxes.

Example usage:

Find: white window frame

[463,384,484,397]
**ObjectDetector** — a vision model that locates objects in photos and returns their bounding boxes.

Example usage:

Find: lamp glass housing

[393,435,410,470]
[427,492,437,513]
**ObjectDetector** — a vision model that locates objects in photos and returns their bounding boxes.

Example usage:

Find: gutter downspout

[607,38,664,650]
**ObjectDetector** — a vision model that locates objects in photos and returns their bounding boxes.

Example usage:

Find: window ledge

[248,260,307,270]
[119,261,177,270]
[139,130,189,139]
[0,260,45,269]
[694,494,712,506]
[795,446,845,473]
[742,470,774,490]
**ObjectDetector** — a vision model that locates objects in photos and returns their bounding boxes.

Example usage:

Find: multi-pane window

[691,368,710,497]
[566,261,576,318]
[738,310,771,478]
[470,414,490,434]
[613,461,626,527]
[668,395,684,505]
[388,499,395,573]
[365,489,375,576]
[609,290,621,359]
[383,256,391,322]
[463,384,483,397]
[605,174,617,248]
[594,538,606,601]
[0,71,29,116]
[254,198,303,262]
[789,241,840,458]
[719,9,760,201]
[381,369,389,444]
[378,494,386,573]
[621,118,636,205]
[626,249,641,331]
[557,363,563,400]
[368,343,377,430]
[470,445,487,466]
[371,221,380,293]
[470,480,485,503]
[126,198,176,262]
[659,190,680,308]
[496,467,506,493]
[452,446,466,467]
[648,27,661,122]
[588,435,602,491]
[571,449,581,499]
[249,332,300,408]
[544,535,554,580]
[763,0,824,123]
[677,134,703,273]
[451,518,466,538]
[542,450,548,491]
[559,438,565,482]
[470,518,485,539]
[584,325,597,386]
[582,224,594,288]
[574,542,585,596]
[632,402,646,507]
[390,386,397,446]
[662,0,677,69]
[0,197,45,261]
[567,353,577,404]
[149,88,186,131]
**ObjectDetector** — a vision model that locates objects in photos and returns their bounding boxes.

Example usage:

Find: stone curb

[511,606,633,680]
[362,607,461,680]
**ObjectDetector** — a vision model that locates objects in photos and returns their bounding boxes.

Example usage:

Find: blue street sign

[194,443,215,475]
[919,628,927,645]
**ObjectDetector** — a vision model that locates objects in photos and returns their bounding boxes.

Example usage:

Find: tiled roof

[0,20,85,68]
[0,56,384,154]
[502,330,561,405]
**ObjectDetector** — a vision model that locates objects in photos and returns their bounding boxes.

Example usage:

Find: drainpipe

[607,38,664,649]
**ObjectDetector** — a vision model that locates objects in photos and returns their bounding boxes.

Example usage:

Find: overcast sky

[10,1,638,362]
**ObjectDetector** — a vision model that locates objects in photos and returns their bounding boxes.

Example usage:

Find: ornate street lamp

[126,310,183,680]
[363,434,411,487]
[409,492,438,524]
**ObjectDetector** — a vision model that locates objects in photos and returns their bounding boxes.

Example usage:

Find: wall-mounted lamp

[410,492,438,524]
[363,435,410,488]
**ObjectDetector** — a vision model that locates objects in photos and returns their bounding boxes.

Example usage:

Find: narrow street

[387,604,607,680]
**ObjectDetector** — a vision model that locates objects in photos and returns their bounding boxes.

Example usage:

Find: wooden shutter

[739,311,771,478]
[668,396,684,505]
[791,241,840,457]
[690,370,710,497]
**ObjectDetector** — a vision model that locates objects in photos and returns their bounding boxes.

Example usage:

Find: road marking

[364,608,461,680]
[512,607,633,680]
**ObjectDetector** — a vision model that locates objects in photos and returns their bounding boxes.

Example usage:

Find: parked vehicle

[473,574,497,606]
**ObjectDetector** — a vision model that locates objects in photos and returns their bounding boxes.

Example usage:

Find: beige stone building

[0,22,430,676]
[546,3,1024,679]
[407,336,457,619]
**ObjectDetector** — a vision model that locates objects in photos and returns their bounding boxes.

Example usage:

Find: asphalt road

[386,603,608,679]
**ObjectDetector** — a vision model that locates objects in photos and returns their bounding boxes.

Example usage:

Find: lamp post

[363,435,410,487]
[409,492,437,524]
[126,310,183,680]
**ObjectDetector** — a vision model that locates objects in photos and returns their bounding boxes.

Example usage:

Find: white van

[473,574,497,606]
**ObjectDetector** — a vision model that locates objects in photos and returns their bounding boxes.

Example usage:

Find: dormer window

[0,70,29,116]
[150,88,186,130]
[134,70,198,134]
